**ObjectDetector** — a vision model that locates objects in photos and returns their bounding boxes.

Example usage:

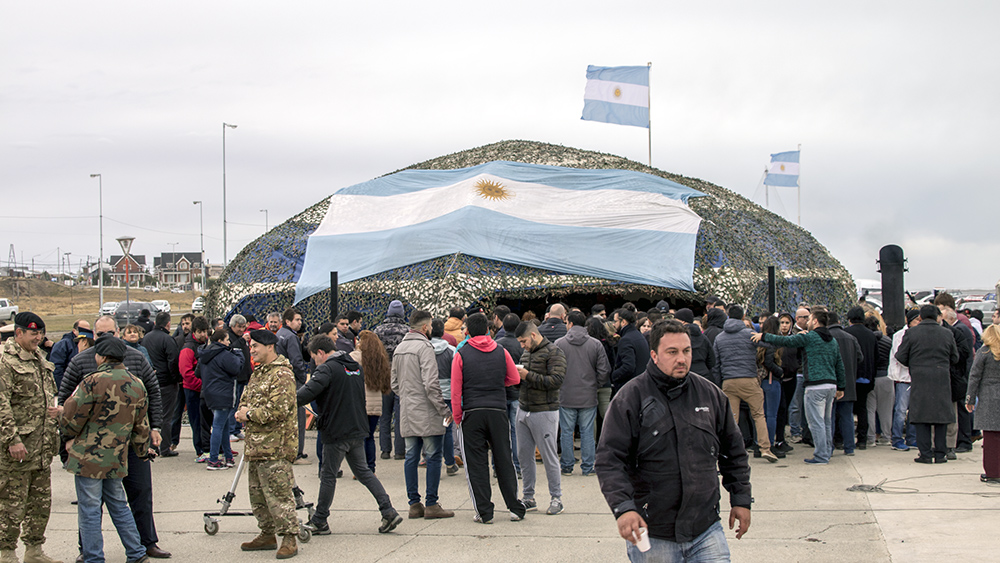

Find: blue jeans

[507,400,520,472]
[761,378,781,445]
[835,401,856,453]
[892,382,917,447]
[183,388,204,455]
[626,520,731,562]
[76,476,146,563]
[365,415,379,472]
[788,375,804,437]
[209,408,233,463]
[559,406,597,474]
[804,386,836,463]
[443,400,456,466]
[404,435,443,507]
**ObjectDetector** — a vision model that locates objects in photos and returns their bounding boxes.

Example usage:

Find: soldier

[0,312,62,563]
[61,336,151,563]
[235,330,300,559]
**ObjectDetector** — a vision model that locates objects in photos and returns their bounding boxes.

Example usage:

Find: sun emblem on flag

[474,178,512,201]
[779,164,786,171]
[614,86,622,98]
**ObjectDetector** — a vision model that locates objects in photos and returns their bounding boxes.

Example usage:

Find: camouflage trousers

[0,466,51,550]
[247,459,298,536]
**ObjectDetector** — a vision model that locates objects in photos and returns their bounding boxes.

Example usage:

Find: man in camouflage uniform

[235,330,299,559]
[61,336,150,563]
[0,313,62,563]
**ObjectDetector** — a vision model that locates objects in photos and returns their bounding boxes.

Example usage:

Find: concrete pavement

[37,431,999,562]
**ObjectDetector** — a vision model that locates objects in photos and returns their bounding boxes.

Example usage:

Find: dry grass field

[0,278,199,333]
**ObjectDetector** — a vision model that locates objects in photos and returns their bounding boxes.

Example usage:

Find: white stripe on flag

[583,79,649,108]
[767,161,800,175]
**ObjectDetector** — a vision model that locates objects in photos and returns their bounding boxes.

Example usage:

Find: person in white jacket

[888,309,921,450]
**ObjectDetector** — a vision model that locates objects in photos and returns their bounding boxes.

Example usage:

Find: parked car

[959,300,996,320]
[113,301,155,328]
[0,298,18,321]
[100,301,119,316]
[151,300,171,313]
[170,287,185,294]
[192,297,205,313]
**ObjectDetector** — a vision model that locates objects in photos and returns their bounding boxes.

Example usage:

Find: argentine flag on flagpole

[582,65,650,128]
[763,150,800,187]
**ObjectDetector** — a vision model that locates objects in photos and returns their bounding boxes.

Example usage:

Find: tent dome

[207,140,854,325]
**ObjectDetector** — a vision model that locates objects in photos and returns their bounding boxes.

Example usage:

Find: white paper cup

[443,417,450,427]
[634,527,651,552]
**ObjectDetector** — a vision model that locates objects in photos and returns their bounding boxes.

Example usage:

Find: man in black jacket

[59,316,171,559]
[299,335,402,536]
[228,314,252,441]
[276,308,310,463]
[610,308,649,395]
[844,306,877,449]
[144,311,181,457]
[596,320,751,561]
[538,303,568,342]
[495,313,523,475]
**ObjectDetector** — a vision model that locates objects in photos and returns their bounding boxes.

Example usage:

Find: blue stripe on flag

[581,99,649,129]
[770,150,800,163]
[336,161,699,200]
[294,208,699,303]
[586,65,649,87]
[763,173,799,187]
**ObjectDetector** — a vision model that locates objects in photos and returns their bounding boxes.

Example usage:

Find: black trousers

[956,405,973,450]
[854,381,874,443]
[456,409,525,522]
[914,423,948,461]
[158,383,179,454]
[776,378,796,445]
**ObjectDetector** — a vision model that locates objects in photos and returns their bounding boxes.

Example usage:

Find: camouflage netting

[207,140,855,327]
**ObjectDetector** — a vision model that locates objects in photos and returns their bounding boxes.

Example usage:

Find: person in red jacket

[179,316,211,461]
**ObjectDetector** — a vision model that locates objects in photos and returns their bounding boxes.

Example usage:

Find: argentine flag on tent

[293,161,706,304]
[582,65,650,128]
[763,150,800,187]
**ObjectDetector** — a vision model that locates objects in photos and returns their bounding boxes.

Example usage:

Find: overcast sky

[2,1,997,291]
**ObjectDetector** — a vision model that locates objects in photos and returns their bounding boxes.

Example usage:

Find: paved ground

[36,430,999,562]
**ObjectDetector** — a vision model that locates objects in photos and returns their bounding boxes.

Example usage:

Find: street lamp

[116,236,135,309]
[222,122,237,267]
[64,252,71,280]
[90,173,104,305]
[193,200,204,266]
[260,209,268,232]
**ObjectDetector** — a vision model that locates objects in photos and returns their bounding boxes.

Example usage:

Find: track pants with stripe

[456,409,526,522]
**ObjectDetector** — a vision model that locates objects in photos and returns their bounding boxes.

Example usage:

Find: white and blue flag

[763,150,800,187]
[582,65,650,129]
[293,161,705,303]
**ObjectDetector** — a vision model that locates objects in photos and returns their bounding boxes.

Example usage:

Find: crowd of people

[0,289,998,562]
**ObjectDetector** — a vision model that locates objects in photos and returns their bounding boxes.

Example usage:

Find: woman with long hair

[757,316,784,457]
[351,330,392,473]
[966,324,1000,483]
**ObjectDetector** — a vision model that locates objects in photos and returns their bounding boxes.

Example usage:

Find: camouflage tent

[207,140,854,327]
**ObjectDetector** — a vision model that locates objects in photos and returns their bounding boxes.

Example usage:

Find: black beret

[94,335,127,361]
[14,312,45,331]
[250,329,278,346]
[674,308,695,324]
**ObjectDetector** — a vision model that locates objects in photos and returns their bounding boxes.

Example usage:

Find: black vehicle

[114,301,156,328]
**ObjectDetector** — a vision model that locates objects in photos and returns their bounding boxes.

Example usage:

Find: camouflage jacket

[61,364,149,479]
[241,356,297,462]
[0,339,60,471]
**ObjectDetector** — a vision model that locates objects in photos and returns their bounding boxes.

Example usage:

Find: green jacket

[0,339,60,471]
[763,330,846,390]
[61,364,149,479]
[518,338,566,412]
[241,356,297,462]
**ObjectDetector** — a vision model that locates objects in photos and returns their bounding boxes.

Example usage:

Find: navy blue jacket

[198,342,244,411]
[612,323,649,393]
[49,332,78,387]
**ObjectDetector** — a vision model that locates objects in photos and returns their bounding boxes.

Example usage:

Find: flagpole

[647,62,652,167]
[796,143,802,226]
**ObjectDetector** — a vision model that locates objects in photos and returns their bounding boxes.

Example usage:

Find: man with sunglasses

[59,316,170,560]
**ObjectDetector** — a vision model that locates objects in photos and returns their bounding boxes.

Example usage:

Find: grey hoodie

[554,326,611,408]
[712,318,759,382]
[431,337,455,399]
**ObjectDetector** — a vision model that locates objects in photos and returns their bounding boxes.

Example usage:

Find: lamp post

[260,209,268,232]
[193,200,204,266]
[222,122,237,267]
[117,236,135,309]
[90,174,104,306]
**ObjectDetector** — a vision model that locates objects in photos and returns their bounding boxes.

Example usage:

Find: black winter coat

[198,342,244,411]
[143,326,180,386]
[228,327,252,384]
[687,325,716,385]
[59,344,163,429]
[845,323,877,384]
[703,309,727,345]
[611,324,649,393]
[518,338,566,412]
[296,353,368,444]
[596,364,751,543]
[830,325,862,402]
[895,320,959,423]
[947,321,974,402]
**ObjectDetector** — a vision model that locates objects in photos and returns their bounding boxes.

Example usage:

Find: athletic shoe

[803,458,828,465]
[195,453,210,463]
[523,499,537,512]
[473,514,493,524]
[379,512,403,533]
[446,464,459,476]
[891,443,910,451]
[304,519,331,535]
[561,468,573,476]
[225,458,236,468]
[231,431,245,442]
[206,460,227,470]
[546,498,564,515]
